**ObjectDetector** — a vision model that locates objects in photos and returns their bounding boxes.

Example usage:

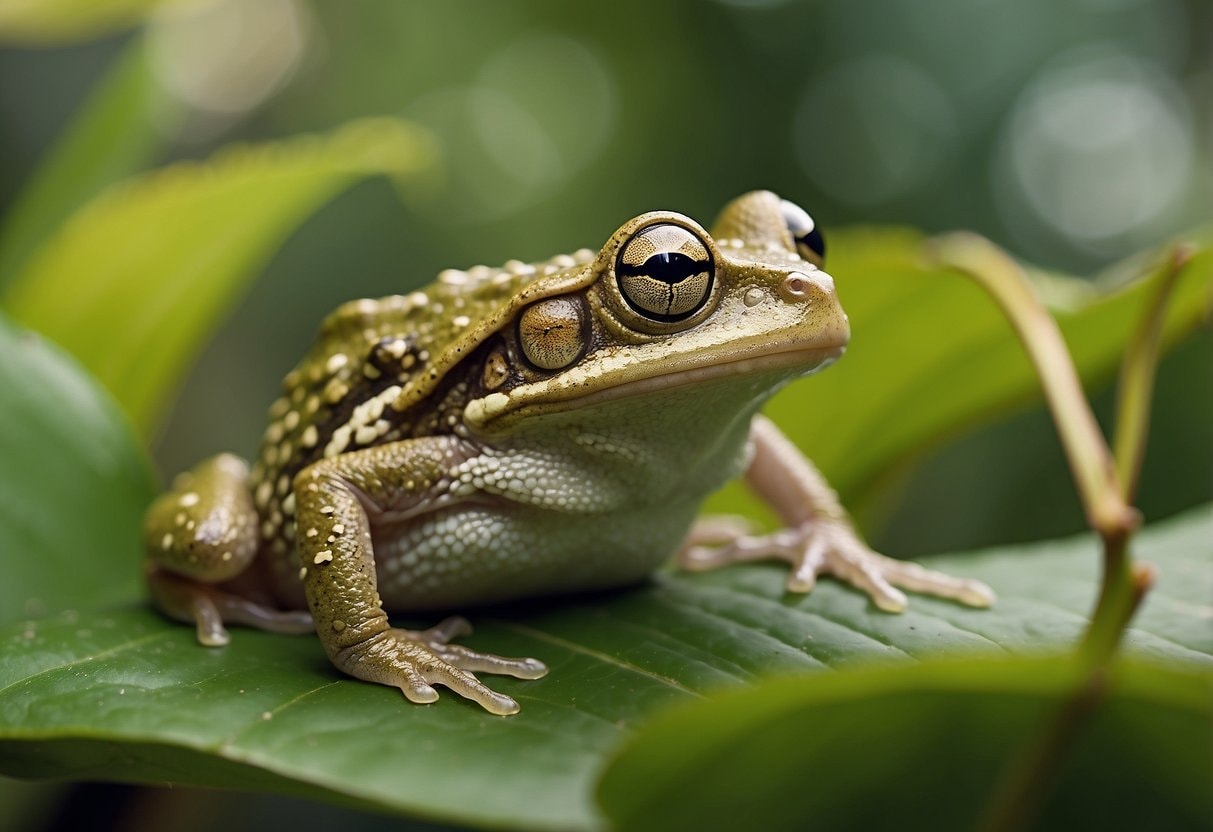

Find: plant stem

[1111,246,1191,506]
[1076,246,1187,667]
[978,666,1107,832]
[977,563,1155,832]
[932,233,1148,666]
[930,233,1174,831]
[930,233,1137,540]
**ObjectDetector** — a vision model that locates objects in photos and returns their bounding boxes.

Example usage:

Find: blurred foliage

[0,314,155,625]
[0,39,182,286]
[4,117,437,431]
[599,655,1213,831]
[0,0,184,45]
[0,0,1208,555]
[0,1,1210,831]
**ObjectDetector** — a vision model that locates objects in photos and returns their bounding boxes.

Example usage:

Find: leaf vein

[488,620,705,699]
[687,581,918,659]
[0,630,174,700]
[214,680,344,751]
[650,589,834,671]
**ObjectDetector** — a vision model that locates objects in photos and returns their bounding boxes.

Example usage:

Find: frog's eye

[518,296,588,371]
[779,199,826,267]
[616,223,714,322]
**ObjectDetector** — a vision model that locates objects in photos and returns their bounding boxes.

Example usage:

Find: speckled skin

[145,191,993,714]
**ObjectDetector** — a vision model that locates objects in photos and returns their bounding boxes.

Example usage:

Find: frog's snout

[777,269,835,304]
[776,267,850,347]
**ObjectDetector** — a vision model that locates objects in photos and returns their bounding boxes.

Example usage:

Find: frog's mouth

[552,342,843,410]
[464,340,845,428]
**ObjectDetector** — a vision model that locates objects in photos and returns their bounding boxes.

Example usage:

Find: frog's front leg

[294,438,547,716]
[680,415,995,611]
[145,454,314,645]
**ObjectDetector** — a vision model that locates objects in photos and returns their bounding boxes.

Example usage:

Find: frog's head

[463,190,850,432]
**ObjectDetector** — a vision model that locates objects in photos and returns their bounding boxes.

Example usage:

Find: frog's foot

[333,621,548,716]
[682,515,756,548]
[679,516,995,612]
[148,567,314,647]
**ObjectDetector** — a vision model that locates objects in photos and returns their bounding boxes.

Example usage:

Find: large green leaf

[0,313,155,627]
[0,508,1207,831]
[597,657,1212,832]
[2,118,438,434]
[707,230,1213,521]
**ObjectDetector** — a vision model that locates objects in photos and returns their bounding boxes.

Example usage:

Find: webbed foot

[333,617,548,716]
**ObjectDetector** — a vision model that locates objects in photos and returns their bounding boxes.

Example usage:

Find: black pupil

[623,251,703,283]
[798,226,826,260]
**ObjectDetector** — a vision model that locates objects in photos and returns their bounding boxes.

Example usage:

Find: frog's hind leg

[145,453,313,645]
[679,415,996,610]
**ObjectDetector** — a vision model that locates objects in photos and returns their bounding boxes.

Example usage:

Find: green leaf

[2,118,439,434]
[0,38,183,286]
[0,0,184,45]
[0,508,1207,830]
[0,312,155,627]
[706,230,1213,521]
[596,658,1212,832]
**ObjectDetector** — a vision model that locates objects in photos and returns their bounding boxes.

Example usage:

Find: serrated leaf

[706,231,1213,521]
[0,313,156,627]
[0,508,1207,831]
[2,118,438,434]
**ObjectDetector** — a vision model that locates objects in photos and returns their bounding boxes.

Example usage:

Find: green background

[1,0,1208,554]
[0,1,1209,830]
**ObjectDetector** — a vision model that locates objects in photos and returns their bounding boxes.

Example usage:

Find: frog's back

[247,249,599,554]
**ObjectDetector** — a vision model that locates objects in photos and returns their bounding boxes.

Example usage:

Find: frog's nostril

[783,272,810,298]
[779,270,834,303]
[781,271,815,302]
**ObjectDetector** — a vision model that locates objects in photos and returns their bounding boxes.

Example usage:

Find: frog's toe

[432,643,549,680]
[871,555,997,608]
[678,517,994,611]
[216,595,315,634]
[150,567,233,645]
[678,527,798,571]
[149,566,314,644]
[432,665,522,716]
[340,628,536,715]
[396,663,440,706]
[190,594,232,647]
[681,515,757,549]
[406,617,549,680]
[805,520,995,610]
[405,615,473,645]
[824,540,909,613]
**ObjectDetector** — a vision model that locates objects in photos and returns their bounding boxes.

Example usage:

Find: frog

[144,190,994,715]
